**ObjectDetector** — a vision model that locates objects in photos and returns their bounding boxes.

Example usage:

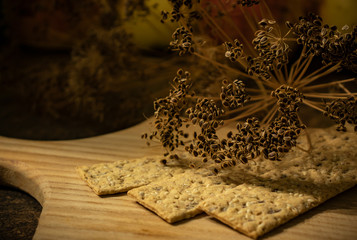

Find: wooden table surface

[0,120,356,240]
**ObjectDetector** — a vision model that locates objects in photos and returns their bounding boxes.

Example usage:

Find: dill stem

[283,28,293,38]
[198,6,233,42]
[246,87,271,93]
[238,4,258,36]
[338,83,352,95]
[197,3,271,95]
[260,0,275,23]
[283,64,289,81]
[297,63,340,88]
[193,52,253,79]
[260,0,281,36]
[186,95,221,100]
[222,98,270,116]
[259,77,281,90]
[198,15,227,43]
[302,98,325,106]
[250,73,270,97]
[261,104,278,125]
[298,62,332,84]
[247,3,260,24]
[288,45,306,84]
[281,38,297,41]
[294,54,314,84]
[268,72,282,86]
[302,78,355,91]
[293,53,313,81]
[248,86,271,101]
[216,0,256,55]
[287,62,297,85]
[226,99,275,122]
[250,95,272,101]
[304,92,357,98]
[302,99,326,113]
[273,66,285,85]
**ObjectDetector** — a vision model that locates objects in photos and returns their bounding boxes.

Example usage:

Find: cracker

[201,129,357,239]
[77,156,188,195]
[201,184,320,239]
[127,170,235,223]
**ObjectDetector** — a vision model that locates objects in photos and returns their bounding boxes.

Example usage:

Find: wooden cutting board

[0,120,356,240]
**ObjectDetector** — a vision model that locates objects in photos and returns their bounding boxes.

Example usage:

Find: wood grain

[0,120,356,240]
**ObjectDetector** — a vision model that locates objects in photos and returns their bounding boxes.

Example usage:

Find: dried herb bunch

[143,0,357,172]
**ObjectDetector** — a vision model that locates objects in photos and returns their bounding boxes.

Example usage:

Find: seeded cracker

[77,156,188,195]
[201,128,357,239]
[127,170,236,223]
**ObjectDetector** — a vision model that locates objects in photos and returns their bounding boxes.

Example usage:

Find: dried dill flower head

[144,0,357,172]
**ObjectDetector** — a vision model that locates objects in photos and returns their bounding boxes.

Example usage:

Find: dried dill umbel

[144,0,357,172]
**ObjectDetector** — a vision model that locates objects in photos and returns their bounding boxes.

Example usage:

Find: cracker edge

[127,189,203,223]
[77,166,101,195]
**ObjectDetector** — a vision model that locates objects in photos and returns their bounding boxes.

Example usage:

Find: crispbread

[201,128,357,239]
[201,184,320,239]
[127,170,236,223]
[77,156,188,195]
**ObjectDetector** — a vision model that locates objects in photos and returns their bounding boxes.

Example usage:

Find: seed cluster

[143,69,191,153]
[185,98,224,164]
[187,98,224,129]
[221,79,250,109]
[248,19,289,79]
[289,13,357,72]
[254,19,289,65]
[161,0,201,57]
[261,86,306,160]
[170,26,195,56]
[185,127,220,165]
[161,0,201,23]
[224,39,244,62]
[221,118,262,168]
[325,97,357,132]
[261,116,304,161]
[322,26,357,72]
[271,85,304,116]
[289,13,331,56]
